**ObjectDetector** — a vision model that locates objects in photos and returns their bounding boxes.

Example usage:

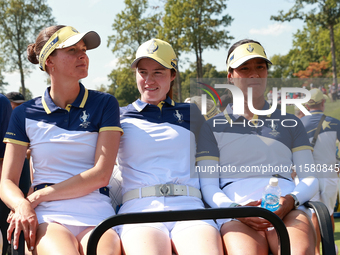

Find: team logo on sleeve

[79,110,91,128]
[174,110,184,123]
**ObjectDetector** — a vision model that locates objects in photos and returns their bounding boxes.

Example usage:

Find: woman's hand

[274,195,295,220]
[235,200,273,231]
[27,189,43,209]
[7,199,38,252]
[236,196,295,232]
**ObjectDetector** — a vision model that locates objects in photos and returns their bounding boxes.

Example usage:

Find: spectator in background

[6,92,26,109]
[190,96,220,120]
[0,94,12,255]
[301,88,340,255]
[3,92,31,255]
[266,90,272,105]
[294,104,306,119]
[218,91,233,112]
[332,84,337,101]
[329,84,334,102]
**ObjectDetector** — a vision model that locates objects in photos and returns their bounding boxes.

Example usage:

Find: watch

[287,194,300,209]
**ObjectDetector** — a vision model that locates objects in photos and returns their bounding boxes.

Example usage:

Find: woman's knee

[284,210,316,254]
[221,221,268,255]
[121,226,171,255]
[78,227,121,255]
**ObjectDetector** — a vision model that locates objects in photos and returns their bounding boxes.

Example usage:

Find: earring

[52,67,54,72]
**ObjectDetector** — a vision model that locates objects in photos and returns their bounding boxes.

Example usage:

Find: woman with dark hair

[0,25,122,255]
[197,39,318,254]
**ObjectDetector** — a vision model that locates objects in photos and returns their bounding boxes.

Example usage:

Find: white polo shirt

[197,102,313,188]
[118,97,205,195]
[4,83,122,226]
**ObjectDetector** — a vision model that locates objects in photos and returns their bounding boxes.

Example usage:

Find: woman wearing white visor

[1,26,122,255]
[197,39,318,254]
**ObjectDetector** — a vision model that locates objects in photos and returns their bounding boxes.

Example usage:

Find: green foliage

[324,100,340,120]
[269,54,292,78]
[160,0,233,79]
[108,67,139,107]
[0,0,55,98]
[271,0,340,87]
[0,56,8,93]
[19,86,32,100]
[272,21,340,82]
[96,84,109,93]
[107,0,161,67]
[180,63,227,100]
[107,0,160,104]
[271,0,340,27]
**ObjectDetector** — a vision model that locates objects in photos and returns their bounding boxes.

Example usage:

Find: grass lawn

[287,98,340,253]
[285,98,340,118]
[324,100,340,120]
[335,217,340,249]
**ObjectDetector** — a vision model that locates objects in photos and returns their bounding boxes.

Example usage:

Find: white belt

[122,184,202,204]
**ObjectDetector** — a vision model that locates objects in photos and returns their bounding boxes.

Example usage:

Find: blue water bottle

[261,177,281,212]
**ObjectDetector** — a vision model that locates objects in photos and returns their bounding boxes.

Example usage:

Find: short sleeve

[4,104,29,146]
[196,119,220,162]
[99,94,123,133]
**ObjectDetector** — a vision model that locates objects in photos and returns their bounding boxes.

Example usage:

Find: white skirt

[35,191,115,226]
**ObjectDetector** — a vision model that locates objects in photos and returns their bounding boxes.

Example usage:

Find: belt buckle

[159,184,170,196]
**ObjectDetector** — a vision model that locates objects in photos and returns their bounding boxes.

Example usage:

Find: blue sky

[4,0,304,98]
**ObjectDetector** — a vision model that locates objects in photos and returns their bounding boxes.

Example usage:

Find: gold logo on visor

[147,39,158,54]
[247,44,254,53]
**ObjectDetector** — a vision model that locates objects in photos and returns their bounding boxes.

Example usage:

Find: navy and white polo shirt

[118,97,205,195]
[4,83,122,187]
[197,102,312,186]
[301,110,340,168]
[0,94,12,159]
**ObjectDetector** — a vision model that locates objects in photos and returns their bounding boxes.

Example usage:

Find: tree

[107,0,160,104]
[293,60,331,78]
[0,56,8,93]
[108,67,139,107]
[19,86,33,100]
[271,0,340,92]
[160,0,233,80]
[0,0,55,98]
[269,54,293,79]
[181,62,228,100]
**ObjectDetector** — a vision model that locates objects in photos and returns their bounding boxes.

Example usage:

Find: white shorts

[311,177,339,214]
[61,224,90,236]
[35,191,115,226]
[115,196,218,238]
[217,178,310,227]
